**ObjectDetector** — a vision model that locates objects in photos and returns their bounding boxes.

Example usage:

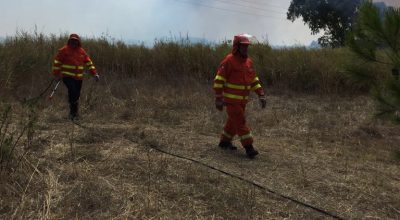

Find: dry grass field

[0,34,399,219]
[1,78,399,219]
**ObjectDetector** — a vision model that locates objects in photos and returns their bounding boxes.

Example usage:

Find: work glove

[94,74,100,82]
[215,97,224,111]
[259,96,266,109]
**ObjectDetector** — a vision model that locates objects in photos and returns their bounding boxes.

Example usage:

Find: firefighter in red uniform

[213,34,266,159]
[52,33,99,120]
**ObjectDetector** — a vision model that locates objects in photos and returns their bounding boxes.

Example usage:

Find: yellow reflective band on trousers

[240,133,252,140]
[61,71,83,78]
[213,83,224,89]
[88,66,96,70]
[251,84,262,90]
[61,64,84,70]
[215,75,226,82]
[223,93,248,100]
[86,61,93,66]
[252,77,259,83]
[225,83,251,90]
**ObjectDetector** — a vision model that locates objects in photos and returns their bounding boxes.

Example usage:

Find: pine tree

[347,0,400,123]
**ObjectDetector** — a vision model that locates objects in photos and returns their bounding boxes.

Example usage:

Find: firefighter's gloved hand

[259,96,266,109]
[94,74,100,82]
[215,98,224,111]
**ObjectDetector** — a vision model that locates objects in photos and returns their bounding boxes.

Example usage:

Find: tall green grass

[0,31,391,99]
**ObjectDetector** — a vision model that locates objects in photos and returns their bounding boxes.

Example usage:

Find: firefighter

[52,33,99,120]
[213,34,266,159]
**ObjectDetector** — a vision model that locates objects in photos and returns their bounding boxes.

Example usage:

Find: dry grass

[0,33,399,219]
[1,80,399,219]
[0,31,391,99]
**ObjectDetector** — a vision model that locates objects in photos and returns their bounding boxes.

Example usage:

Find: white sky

[0,0,396,46]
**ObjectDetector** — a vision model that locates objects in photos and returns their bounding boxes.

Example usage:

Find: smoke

[163,0,318,45]
[0,0,321,46]
[373,0,400,7]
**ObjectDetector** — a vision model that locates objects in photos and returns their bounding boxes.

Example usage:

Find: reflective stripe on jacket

[213,53,264,104]
[52,45,97,80]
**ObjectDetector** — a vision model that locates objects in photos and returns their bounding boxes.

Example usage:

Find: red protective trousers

[221,103,253,146]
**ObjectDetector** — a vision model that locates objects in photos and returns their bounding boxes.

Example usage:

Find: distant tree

[347,1,400,123]
[287,0,361,48]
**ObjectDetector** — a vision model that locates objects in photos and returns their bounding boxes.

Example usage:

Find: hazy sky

[0,0,396,46]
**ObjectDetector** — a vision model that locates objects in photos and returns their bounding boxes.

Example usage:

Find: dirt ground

[1,82,399,219]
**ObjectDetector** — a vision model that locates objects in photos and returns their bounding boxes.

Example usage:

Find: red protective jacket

[213,53,265,104]
[52,34,97,80]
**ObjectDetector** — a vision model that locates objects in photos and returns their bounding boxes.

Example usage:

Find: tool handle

[48,80,61,99]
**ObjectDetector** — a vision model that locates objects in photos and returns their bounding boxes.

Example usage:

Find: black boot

[218,141,237,150]
[69,102,80,121]
[244,145,259,159]
[68,113,80,121]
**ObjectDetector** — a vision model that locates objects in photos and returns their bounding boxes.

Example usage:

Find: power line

[174,0,289,21]
[222,0,289,10]
[207,0,287,15]
[175,0,286,19]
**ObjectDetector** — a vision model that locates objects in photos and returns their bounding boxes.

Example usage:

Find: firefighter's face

[69,39,79,48]
[238,44,249,57]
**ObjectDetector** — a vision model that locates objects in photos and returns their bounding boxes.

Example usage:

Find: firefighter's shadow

[204,145,250,160]
[200,144,266,163]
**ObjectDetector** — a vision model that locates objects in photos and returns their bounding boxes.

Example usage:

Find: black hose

[131,139,346,220]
